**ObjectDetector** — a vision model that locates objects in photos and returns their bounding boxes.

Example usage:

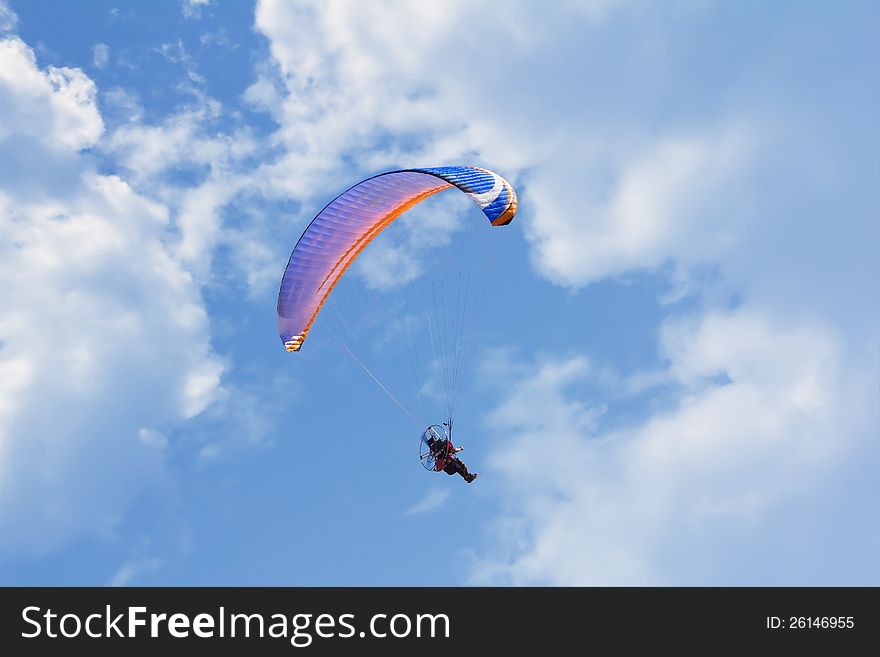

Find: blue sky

[0,0,877,585]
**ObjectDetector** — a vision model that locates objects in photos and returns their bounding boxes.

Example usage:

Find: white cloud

[473,309,877,585]
[108,1,509,298]
[191,377,293,462]
[406,488,451,516]
[0,38,103,150]
[524,127,751,287]
[102,95,265,285]
[244,1,539,288]
[106,103,222,182]
[92,42,109,69]
[92,32,292,299]
[0,1,16,33]
[138,428,169,450]
[199,30,233,48]
[244,2,876,586]
[102,87,143,123]
[245,1,757,295]
[0,0,865,582]
[0,38,224,558]
[182,0,213,19]
[110,556,165,586]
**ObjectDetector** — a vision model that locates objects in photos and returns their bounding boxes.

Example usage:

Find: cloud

[245,1,757,294]
[1,0,868,583]
[186,372,296,462]
[215,3,877,587]
[110,556,165,586]
[473,309,877,585]
[240,1,876,585]
[102,91,266,286]
[92,43,109,69]
[0,2,16,33]
[102,87,143,124]
[524,126,751,288]
[406,487,451,516]
[104,0,513,297]
[0,37,224,558]
[460,6,878,578]
[243,0,545,288]
[182,0,213,19]
[0,38,103,150]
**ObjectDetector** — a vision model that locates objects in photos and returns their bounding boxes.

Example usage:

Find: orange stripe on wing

[296,182,452,349]
[491,179,518,225]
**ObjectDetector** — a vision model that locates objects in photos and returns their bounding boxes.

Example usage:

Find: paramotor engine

[419,424,450,472]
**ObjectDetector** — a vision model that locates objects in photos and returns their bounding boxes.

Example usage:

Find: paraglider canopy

[277,166,518,352]
[276,164,518,443]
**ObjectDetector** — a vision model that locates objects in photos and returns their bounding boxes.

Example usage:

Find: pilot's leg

[455,460,476,482]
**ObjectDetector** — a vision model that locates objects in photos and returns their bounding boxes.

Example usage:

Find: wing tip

[283,333,307,352]
[491,182,518,225]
